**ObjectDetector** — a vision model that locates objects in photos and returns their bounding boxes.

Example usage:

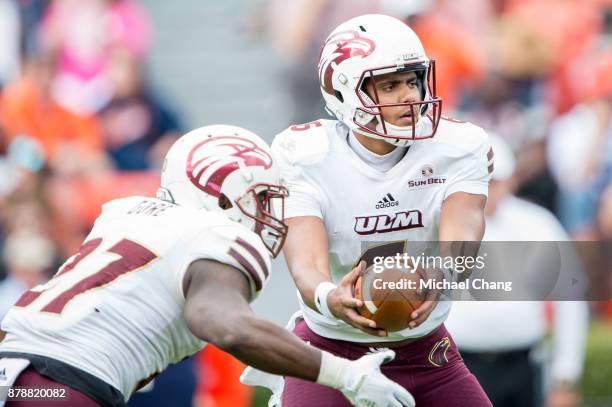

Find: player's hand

[409,267,443,328]
[327,262,387,337]
[341,350,416,407]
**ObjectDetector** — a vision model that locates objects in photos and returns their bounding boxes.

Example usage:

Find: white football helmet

[157,125,288,257]
[318,14,442,147]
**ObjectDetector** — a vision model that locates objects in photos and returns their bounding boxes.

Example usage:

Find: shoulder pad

[272,119,336,166]
[433,117,489,154]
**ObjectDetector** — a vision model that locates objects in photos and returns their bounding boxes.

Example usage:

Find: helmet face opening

[354,60,442,141]
[235,183,289,258]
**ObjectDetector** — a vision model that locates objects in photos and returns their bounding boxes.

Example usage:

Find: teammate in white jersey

[273,14,494,406]
[0,125,416,407]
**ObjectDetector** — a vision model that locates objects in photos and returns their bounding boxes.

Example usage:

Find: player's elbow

[185,309,255,352]
[213,315,264,357]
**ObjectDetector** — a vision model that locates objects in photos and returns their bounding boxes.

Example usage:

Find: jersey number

[356,241,407,268]
[290,120,322,131]
[14,238,158,314]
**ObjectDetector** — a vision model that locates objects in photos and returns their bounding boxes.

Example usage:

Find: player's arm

[283,216,330,309]
[0,329,5,342]
[284,216,386,336]
[439,192,486,242]
[184,258,319,379]
[409,192,486,328]
[183,259,415,407]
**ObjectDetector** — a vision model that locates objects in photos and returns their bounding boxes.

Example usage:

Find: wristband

[316,350,351,389]
[314,282,337,319]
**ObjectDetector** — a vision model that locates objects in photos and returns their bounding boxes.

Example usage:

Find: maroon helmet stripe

[487,147,494,161]
[228,248,263,291]
[488,163,494,174]
[236,237,268,277]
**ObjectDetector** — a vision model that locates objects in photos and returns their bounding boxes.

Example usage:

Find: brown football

[354,264,424,332]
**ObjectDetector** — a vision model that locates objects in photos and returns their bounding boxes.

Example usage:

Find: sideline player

[271,14,493,406]
[0,125,415,407]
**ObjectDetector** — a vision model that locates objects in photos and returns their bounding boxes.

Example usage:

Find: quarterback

[272,14,494,406]
[0,125,415,407]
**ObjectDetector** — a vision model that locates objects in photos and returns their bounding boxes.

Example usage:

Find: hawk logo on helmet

[186,136,273,197]
[319,30,376,96]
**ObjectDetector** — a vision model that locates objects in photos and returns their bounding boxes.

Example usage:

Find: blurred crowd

[0,0,611,406]
[0,0,182,285]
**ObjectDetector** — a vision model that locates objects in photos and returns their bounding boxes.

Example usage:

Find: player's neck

[352,132,396,155]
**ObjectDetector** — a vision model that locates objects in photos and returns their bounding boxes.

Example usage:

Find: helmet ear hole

[334,90,344,102]
[218,193,233,210]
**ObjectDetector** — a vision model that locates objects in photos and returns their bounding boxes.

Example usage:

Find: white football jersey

[272,118,491,342]
[0,196,270,400]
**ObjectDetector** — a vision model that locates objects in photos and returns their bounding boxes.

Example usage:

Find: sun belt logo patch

[319,30,376,96]
[186,136,272,197]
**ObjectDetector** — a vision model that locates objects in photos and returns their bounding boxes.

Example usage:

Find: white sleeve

[281,166,325,219]
[272,132,327,219]
[177,222,272,302]
[444,130,492,199]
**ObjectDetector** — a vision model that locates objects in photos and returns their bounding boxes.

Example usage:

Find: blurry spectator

[446,135,589,407]
[547,53,612,238]
[100,46,181,171]
[0,0,21,89]
[43,171,160,257]
[260,0,379,124]
[504,0,603,114]
[408,0,487,111]
[39,0,151,114]
[0,52,111,176]
[0,228,55,320]
[0,135,45,202]
[461,14,558,210]
[17,0,51,59]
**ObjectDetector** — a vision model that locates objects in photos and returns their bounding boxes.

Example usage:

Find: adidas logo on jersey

[375,193,399,209]
[0,368,6,381]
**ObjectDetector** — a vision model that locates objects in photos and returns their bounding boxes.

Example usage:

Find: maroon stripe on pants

[281,321,492,407]
[5,367,101,406]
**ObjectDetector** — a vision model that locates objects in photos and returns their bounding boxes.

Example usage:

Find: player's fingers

[340,297,362,309]
[391,384,416,407]
[342,261,365,286]
[347,321,385,337]
[345,309,387,336]
[345,308,377,328]
[366,349,396,366]
[409,300,435,327]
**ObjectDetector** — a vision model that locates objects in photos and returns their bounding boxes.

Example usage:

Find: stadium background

[0,0,610,406]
